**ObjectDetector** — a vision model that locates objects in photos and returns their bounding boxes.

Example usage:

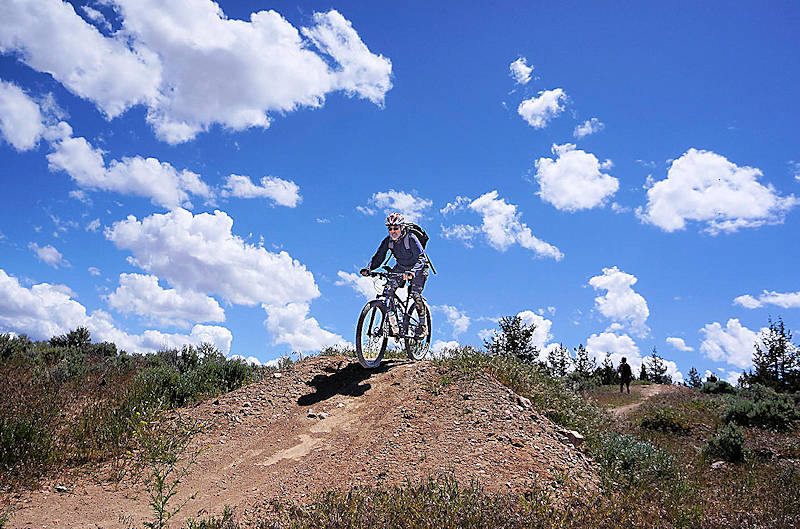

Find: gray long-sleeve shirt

[368,233,427,274]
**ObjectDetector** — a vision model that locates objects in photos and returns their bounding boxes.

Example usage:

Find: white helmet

[385,212,405,226]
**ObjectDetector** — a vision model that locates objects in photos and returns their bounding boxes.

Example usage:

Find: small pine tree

[484,315,539,363]
[546,343,571,377]
[686,367,703,389]
[572,344,596,376]
[645,348,672,385]
[742,316,800,393]
[639,363,649,382]
[597,352,618,385]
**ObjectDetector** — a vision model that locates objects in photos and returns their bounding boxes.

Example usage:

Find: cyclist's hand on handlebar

[359,268,371,277]
[403,271,414,281]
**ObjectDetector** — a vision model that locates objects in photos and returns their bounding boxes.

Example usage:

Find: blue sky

[1,0,798,381]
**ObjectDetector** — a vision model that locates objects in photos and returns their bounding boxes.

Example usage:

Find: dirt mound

[8,356,600,528]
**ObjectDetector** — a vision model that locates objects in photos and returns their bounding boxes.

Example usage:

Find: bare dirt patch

[7,356,601,528]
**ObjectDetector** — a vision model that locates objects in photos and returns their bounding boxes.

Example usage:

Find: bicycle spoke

[356,302,388,367]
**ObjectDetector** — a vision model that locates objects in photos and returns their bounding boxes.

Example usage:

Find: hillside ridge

[9,355,600,527]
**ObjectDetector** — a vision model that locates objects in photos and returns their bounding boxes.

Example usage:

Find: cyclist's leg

[382,273,400,333]
[410,268,429,337]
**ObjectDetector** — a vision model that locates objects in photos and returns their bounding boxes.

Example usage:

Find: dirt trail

[610,384,680,417]
[7,356,601,528]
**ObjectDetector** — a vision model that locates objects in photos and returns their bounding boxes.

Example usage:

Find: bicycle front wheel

[356,300,388,368]
[404,300,432,361]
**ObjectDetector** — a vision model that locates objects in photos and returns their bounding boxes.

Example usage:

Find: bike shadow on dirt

[297,359,404,407]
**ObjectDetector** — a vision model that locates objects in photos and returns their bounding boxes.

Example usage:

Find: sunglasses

[387,225,401,231]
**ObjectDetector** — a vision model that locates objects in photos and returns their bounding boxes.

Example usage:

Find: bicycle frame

[369,270,425,338]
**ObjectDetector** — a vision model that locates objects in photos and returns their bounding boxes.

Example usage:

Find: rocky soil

[7,356,601,528]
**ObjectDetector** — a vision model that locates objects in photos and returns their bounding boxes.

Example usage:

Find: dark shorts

[384,266,428,296]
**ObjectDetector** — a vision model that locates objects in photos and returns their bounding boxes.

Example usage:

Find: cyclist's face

[387,224,401,240]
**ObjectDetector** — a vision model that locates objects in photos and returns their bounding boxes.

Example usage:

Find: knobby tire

[404,300,432,361]
[356,300,388,368]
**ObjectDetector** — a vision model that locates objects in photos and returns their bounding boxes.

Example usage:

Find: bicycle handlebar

[366,270,407,280]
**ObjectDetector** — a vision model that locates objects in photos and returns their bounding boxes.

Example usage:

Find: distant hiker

[618,357,632,394]
[360,212,430,338]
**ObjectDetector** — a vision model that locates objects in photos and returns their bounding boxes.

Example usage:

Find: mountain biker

[360,212,429,338]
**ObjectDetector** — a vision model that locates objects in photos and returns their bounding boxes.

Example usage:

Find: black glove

[359,268,371,277]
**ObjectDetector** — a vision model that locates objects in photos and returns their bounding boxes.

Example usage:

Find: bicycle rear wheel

[356,300,388,368]
[404,300,432,361]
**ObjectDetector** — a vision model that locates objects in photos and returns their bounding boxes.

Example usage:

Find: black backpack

[404,223,429,249]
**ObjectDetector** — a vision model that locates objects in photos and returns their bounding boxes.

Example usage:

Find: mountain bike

[355,270,432,369]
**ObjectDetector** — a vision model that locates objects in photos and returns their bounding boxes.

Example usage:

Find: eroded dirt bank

[8,356,600,528]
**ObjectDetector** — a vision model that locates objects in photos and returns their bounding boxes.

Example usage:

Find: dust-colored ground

[609,384,681,416]
[6,356,601,528]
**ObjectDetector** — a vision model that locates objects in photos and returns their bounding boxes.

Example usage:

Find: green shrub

[565,371,600,391]
[704,423,746,462]
[267,475,559,529]
[436,347,606,436]
[0,333,34,362]
[89,341,118,358]
[0,417,53,474]
[591,433,675,486]
[185,506,237,529]
[701,380,736,394]
[639,406,691,433]
[723,395,799,430]
[50,349,90,383]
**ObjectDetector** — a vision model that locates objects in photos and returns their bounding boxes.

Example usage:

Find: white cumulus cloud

[734,290,800,309]
[700,318,760,369]
[440,224,480,247]
[28,242,69,268]
[533,143,618,211]
[638,149,799,234]
[0,1,392,143]
[586,332,642,373]
[222,174,301,207]
[517,88,566,128]
[1,91,214,208]
[516,310,554,350]
[106,273,225,328]
[509,57,532,84]
[435,305,471,337]
[0,0,161,119]
[263,302,345,352]
[0,79,46,150]
[46,123,212,209]
[362,189,432,224]
[573,117,604,138]
[440,196,471,216]
[0,268,232,354]
[443,191,563,260]
[666,336,694,351]
[104,208,341,351]
[430,340,461,359]
[105,208,319,307]
[80,6,112,32]
[589,267,649,337]
[335,271,379,300]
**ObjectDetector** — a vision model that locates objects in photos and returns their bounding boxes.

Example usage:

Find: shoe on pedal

[414,325,428,339]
